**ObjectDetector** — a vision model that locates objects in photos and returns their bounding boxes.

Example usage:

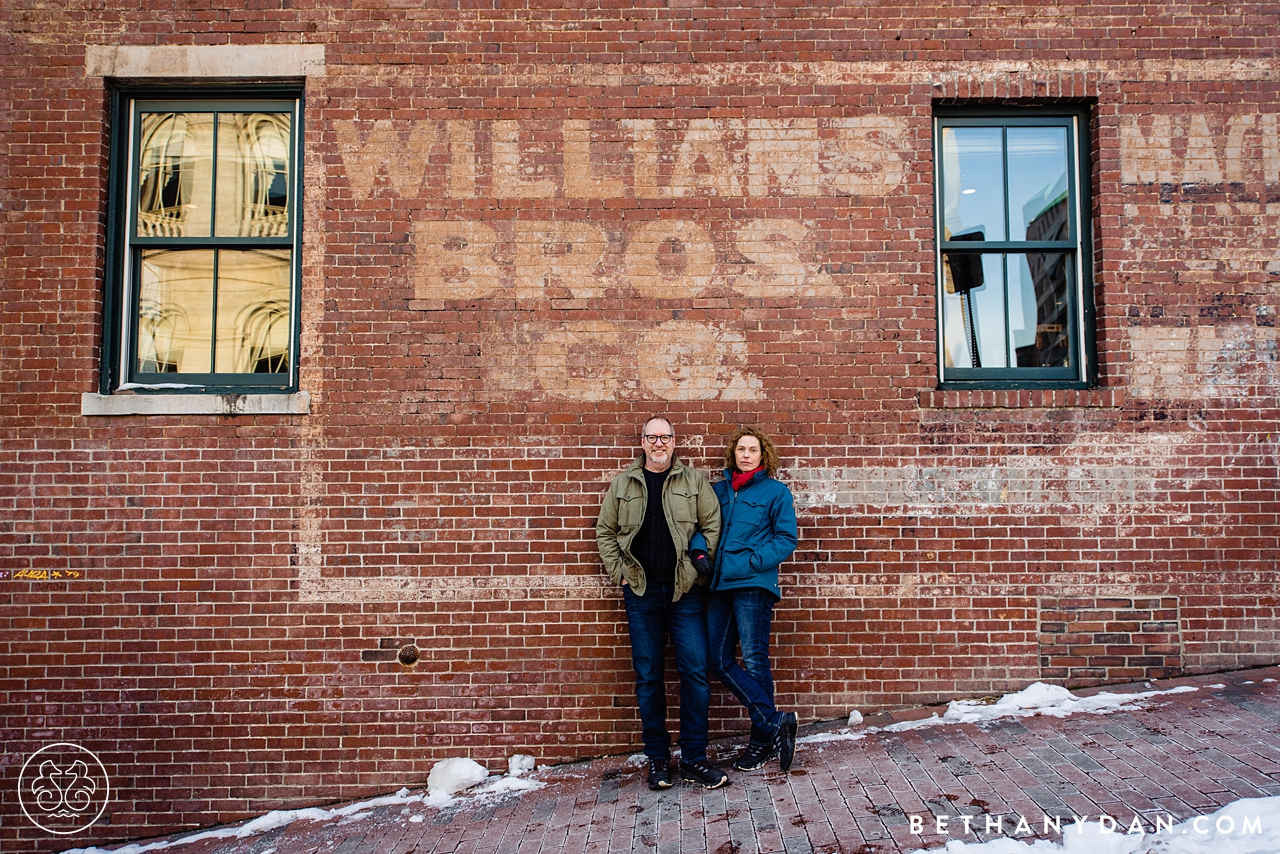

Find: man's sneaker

[648,757,674,790]
[680,758,729,789]
[732,740,776,772]
[775,712,799,771]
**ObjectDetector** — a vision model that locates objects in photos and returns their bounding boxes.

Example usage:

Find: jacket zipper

[712,485,738,588]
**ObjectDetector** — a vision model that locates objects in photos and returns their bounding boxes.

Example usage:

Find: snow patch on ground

[476,775,542,796]
[800,682,1199,745]
[63,765,547,854]
[904,796,1280,853]
[60,791,421,854]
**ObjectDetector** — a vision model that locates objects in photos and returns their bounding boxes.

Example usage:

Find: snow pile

[508,754,536,777]
[428,757,490,796]
[801,682,1198,745]
[422,755,542,801]
[847,710,863,726]
[905,796,1280,853]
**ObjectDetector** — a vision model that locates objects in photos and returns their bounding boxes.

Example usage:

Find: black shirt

[633,467,677,585]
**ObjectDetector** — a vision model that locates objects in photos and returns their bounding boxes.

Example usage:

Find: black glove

[691,549,713,584]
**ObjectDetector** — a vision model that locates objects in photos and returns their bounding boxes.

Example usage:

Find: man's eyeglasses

[643,434,674,445]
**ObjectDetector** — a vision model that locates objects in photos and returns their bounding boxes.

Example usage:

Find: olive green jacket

[596,456,722,600]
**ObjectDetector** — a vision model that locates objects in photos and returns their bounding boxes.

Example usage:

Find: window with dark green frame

[934,109,1094,387]
[103,89,302,393]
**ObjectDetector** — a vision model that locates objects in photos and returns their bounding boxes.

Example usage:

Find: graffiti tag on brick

[9,569,83,581]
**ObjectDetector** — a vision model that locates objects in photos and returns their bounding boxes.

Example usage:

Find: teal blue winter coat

[709,469,798,600]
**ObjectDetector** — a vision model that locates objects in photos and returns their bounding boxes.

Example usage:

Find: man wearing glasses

[596,416,726,790]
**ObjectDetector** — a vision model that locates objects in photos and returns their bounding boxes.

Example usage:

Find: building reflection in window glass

[216,114,291,238]
[136,249,291,376]
[1008,127,1068,242]
[137,249,214,374]
[942,253,1004,369]
[936,115,1082,381]
[133,108,293,378]
[940,127,1006,242]
[942,251,1072,371]
[137,113,215,238]
[216,250,292,373]
[1012,253,1070,368]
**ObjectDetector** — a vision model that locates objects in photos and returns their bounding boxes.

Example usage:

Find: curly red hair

[723,426,781,477]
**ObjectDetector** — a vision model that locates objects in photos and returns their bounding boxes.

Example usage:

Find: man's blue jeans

[622,583,710,763]
[707,588,782,745]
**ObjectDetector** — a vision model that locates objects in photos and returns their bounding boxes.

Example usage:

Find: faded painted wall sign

[1128,325,1280,399]
[297,572,616,604]
[483,319,764,401]
[413,218,837,302]
[334,117,909,200]
[1121,112,1280,185]
[409,214,836,400]
[790,432,1195,511]
[344,119,882,402]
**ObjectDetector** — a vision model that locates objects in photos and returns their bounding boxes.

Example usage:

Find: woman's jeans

[707,588,782,745]
[622,583,710,763]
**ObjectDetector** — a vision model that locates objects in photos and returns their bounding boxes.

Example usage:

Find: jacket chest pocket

[618,494,645,531]
[730,492,772,538]
[668,488,696,523]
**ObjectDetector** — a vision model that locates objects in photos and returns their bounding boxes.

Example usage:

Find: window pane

[214,250,293,374]
[215,113,292,237]
[1007,127,1070,242]
[1011,253,1071,368]
[940,127,1005,242]
[137,249,215,374]
[941,253,1006,369]
[137,113,214,238]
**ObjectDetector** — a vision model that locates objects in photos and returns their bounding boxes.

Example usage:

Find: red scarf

[731,466,764,492]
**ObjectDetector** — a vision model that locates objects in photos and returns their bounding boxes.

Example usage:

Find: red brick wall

[2,2,1279,848]
[1039,596,1183,685]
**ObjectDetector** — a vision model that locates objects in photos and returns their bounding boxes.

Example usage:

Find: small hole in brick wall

[398,645,420,667]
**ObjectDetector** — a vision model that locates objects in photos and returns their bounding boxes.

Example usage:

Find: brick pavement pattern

[77,667,1280,854]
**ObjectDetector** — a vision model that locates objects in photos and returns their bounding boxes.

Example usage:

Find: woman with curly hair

[707,426,799,772]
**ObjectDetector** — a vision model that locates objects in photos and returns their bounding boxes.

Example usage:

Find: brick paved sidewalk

[71,666,1280,854]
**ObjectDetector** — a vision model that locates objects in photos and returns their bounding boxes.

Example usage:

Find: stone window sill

[81,391,310,417]
[917,388,1125,409]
